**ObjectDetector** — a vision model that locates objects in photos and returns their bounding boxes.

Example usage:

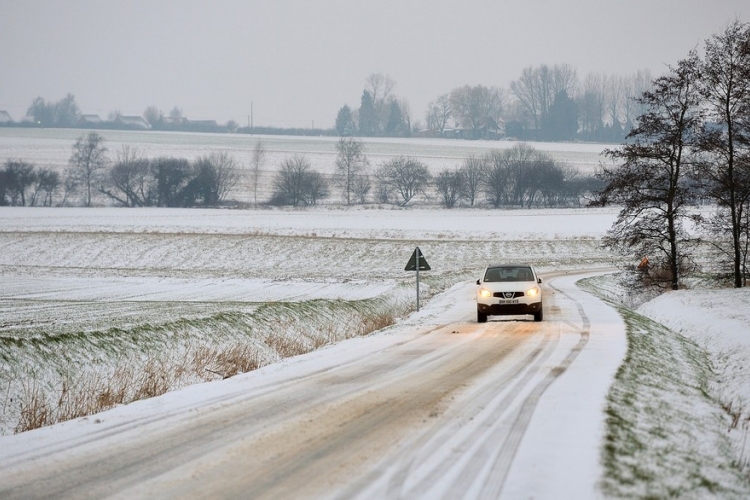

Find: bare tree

[484,144,537,208]
[304,171,330,205]
[100,146,153,207]
[605,74,625,128]
[523,154,563,208]
[26,93,79,127]
[450,85,506,138]
[2,160,36,206]
[272,154,328,206]
[376,157,431,206]
[54,93,80,127]
[511,64,578,135]
[60,169,79,207]
[335,137,369,205]
[152,157,191,207]
[595,53,703,290]
[143,106,163,127]
[365,73,397,133]
[69,132,107,207]
[426,93,452,133]
[365,73,397,107]
[578,73,606,140]
[352,173,371,204]
[460,155,488,206]
[695,19,750,288]
[435,167,466,208]
[29,168,60,207]
[249,140,267,207]
[624,68,655,127]
[512,67,543,132]
[553,64,579,97]
[398,98,412,135]
[188,152,240,206]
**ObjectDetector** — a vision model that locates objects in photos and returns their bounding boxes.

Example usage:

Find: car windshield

[483,266,533,282]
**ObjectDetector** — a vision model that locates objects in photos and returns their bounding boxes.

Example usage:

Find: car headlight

[526,286,540,297]
[478,288,492,298]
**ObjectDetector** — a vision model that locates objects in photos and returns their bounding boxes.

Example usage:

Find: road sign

[405,247,430,312]
[404,247,431,271]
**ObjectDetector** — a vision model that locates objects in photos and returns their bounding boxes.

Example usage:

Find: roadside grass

[1,294,409,434]
[579,276,750,498]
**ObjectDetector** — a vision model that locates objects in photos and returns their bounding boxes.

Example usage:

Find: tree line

[1,132,598,210]
[267,138,599,209]
[11,61,653,144]
[593,20,750,290]
[335,66,654,143]
[1,132,240,208]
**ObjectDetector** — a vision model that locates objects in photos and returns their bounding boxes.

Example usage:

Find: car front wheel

[477,310,487,323]
[533,307,544,322]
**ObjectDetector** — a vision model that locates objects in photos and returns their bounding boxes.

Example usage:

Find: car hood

[479,281,537,292]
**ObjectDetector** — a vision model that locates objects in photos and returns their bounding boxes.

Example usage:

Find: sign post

[404,247,431,311]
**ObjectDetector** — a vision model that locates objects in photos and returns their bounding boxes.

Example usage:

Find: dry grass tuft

[192,344,263,379]
[358,312,394,336]
[11,308,399,433]
[265,330,310,358]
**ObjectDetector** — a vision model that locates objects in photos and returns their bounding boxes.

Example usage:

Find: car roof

[486,264,534,269]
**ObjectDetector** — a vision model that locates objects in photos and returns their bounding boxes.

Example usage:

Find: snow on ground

[0,264,747,499]
[0,206,619,438]
[502,271,628,499]
[638,287,750,352]
[638,287,750,406]
[0,271,628,499]
[638,288,750,477]
[0,129,613,176]
[1,205,750,496]
[0,276,393,303]
[0,205,617,240]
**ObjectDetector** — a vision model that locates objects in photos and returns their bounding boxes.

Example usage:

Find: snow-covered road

[0,270,626,499]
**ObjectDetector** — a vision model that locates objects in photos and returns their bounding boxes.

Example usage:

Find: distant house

[162,116,188,127]
[185,119,220,132]
[187,119,219,128]
[114,115,151,130]
[442,118,504,140]
[77,114,103,126]
[0,110,13,124]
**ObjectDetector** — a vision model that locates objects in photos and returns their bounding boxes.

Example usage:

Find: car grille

[493,291,524,298]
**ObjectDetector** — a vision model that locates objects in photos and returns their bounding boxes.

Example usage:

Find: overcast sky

[0,0,746,128]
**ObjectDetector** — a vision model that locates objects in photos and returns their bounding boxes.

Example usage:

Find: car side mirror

[537,278,542,283]
[476,279,481,285]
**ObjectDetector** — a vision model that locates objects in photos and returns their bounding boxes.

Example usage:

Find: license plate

[497,299,519,304]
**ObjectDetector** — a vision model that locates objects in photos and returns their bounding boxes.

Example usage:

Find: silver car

[476,264,543,322]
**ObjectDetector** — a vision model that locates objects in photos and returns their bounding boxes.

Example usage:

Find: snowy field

[0,206,620,437]
[0,128,613,175]
[1,128,749,495]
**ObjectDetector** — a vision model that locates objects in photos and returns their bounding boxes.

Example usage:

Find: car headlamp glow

[526,287,540,297]
[479,288,492,298]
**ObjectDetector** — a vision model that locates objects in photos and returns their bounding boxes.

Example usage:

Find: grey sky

[0,0,746,128]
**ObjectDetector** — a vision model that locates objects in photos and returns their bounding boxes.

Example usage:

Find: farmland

[0,205,619,435]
